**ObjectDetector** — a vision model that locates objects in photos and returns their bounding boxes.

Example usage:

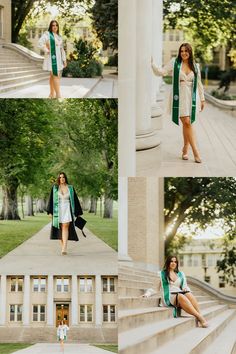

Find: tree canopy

[163,0,236,63]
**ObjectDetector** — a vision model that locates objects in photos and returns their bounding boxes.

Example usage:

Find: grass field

[93,344,118,353]
[0,206,117,257]
[0,343,32,354]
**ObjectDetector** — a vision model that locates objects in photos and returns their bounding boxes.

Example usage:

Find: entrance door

[56,304,69,326]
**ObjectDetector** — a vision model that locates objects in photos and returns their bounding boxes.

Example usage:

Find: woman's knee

[181,117,191,127]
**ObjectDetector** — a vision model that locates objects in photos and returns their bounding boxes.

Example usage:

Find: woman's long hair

[48,20,59,35]
[177,43,196,75]
[163,255,179,281]
[56,172,69,186]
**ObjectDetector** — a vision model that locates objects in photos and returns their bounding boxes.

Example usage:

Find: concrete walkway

[137,89,236,177]
[12,343,114,354]
[0,77,117,99]
[0,223,117,275]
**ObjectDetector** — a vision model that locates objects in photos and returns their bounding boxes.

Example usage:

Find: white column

[136,0,160,151]
[118,178,132,262]
[151,0,164,130]
[23,275,30,325]
[95,275,102,326]
[71,275,78,325]
[0,275,7,325]
[47,276,54,326]
[119,0,136,176]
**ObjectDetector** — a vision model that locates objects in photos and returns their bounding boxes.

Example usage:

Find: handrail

[187,276,236,304]
[2,43,43,63]
[205,91,236,111]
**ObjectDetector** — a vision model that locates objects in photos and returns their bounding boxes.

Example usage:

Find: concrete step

[0,72,48,86]
[0,69,45,79]
[119,266,158,277]
[119,279,155,289]
[0,75,48,94]
[0,63,37,68]
[119,272,159,283]
[0,65,38,73]
[149,309,236,354]
[119,307,172,332]
[119,305,228,354]
[201,312,236,354]
[119,296,160,310]
[119,286,148,297]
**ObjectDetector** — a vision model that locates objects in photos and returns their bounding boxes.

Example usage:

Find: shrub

[201,65,221,80]
[106,53,118,67]
[211,90,234,100]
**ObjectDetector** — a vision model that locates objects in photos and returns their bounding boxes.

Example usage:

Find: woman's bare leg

[49,73,55,98]
[180,116,201,161]
[177,294,208,326]
[52,74,61,98]
[185,292,201,313]
[180,117,189,156]
[61,223,69,253]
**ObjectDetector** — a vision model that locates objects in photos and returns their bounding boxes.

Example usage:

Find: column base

[118,254,133,262]
[152,103,163,131]
[136,129,161,151]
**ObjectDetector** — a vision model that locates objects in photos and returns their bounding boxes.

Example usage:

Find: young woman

[38,20,67,98]
[47,172,83,255]
[152,43,205,163]
[159,255,208,327]
[57,320,69,352]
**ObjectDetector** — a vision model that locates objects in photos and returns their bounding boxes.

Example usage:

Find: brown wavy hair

[48,20,59,35]
[177,43,196,75]
[163,255,179,280]
[56,172,69,186]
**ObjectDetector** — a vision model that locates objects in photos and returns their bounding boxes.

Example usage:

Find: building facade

[179,239,236,296]
[0,0,11,43]
[0,273,117,342]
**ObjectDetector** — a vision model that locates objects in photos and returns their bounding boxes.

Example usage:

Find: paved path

[137,87,236,176]
[0,223,117,275]
[0,77,117,99]
[12,343,113,354]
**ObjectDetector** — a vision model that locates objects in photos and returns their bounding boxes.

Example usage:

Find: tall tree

[0,99,54,219]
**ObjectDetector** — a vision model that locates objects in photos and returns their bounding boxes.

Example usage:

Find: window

[56,277,69,293]
[10,277,23,292]
[33,305,46,322]
[31,28,36,39]
[33,278,46,292]
[10,305,22,322]
[186,255,192,267]
[103,305,116,322]
[179,255,184,267]
[207,254,216,267]
[102,277,115,293]
[204,276,211,283]
[219,276,225,288]
[79,278,93,292]
[0,7,3,38]
[79,305,93,322]
[193,255,199,267]
[169,30,174,41]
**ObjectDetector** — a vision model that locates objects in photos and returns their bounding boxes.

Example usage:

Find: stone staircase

[119,265,236,354]
[0,46,48,94]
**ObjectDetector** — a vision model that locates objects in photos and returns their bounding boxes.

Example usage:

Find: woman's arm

[151,57,174,77]
[182,272,191,292]
[38,32,50,54]
[197,64,205,110]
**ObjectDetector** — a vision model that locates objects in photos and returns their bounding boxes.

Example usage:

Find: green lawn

[0,208,117,257]
[83,210,118,251]
[0,343,32,354]
[0,214,49,258]
[93,344,118,353]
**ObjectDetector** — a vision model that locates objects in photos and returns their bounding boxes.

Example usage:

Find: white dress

[38,31,66,72]
[57,324,69,340]
[58,189,72,224]
[169,276,191,306]
[152,58,205,117]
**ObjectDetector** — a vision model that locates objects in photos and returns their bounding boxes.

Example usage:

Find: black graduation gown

[47,185,83,241]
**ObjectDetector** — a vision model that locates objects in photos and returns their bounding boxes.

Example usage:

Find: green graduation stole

[52,185,75,229]
[49,31,58,76]
[172,58,198,125]
[160,270,184,318]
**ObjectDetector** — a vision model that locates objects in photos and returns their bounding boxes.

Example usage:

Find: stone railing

[205,91,236,112]
[2,43,43,63]
[188,276,236,305]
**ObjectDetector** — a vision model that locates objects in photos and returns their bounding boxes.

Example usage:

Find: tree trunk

[36,198,46,213]
[103,196,113,218]
[0,179,20,220]
[81,197,90,211]
[89,197,97,214]
[26,195,34,216]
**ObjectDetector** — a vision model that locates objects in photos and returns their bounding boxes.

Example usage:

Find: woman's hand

[201,101,205,111]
